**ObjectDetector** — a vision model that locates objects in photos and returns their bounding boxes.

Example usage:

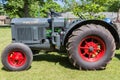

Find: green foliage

[0,3,5,15]
[4,0,120,18]
[64,0,112,19]
[4,0,63,18]
[63,0,75,12]
[107,0,120,12]
[39,0,63,17]
[4,0,24,18]
[73,0,111,19]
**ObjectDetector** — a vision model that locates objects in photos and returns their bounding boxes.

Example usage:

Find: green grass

[0,27,120,80]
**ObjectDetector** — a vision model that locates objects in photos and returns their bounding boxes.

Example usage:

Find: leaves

[107,0,120,12]
[64,0,113,19]
[39,0,63,17]
[3,0,120,18]
[4,0,63,18]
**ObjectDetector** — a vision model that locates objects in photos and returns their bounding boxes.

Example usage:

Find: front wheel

[66,24,116,70]
[1,43,33,71]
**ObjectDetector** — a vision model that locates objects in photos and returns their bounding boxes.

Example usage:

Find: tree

[4,0,63,18]
[64,0,112,19]
[0,3,5,15]
[4,0,26,18]
[31,0,63,17]
[108,0,120,12]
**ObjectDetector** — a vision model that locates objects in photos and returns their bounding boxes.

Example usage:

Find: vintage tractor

[1,10,120,71]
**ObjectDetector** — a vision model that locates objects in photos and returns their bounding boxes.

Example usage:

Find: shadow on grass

[115,53,120,60]
[1,66,32,72]
[0,26,10,28]
[33,53,76,70]
[1,53,76,71]
[1,67,8,71]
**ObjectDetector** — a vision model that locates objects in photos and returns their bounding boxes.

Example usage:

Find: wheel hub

[89,46,94,52]
[8,51,26,67]
[78,36,106,62]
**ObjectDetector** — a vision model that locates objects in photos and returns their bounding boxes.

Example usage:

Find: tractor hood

[11,18,49,27]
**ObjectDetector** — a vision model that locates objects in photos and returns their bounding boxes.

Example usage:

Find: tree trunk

[23,0,30,17]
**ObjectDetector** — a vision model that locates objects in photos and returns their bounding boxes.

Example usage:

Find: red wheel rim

[8,51,26,67]
[78,36,106,62]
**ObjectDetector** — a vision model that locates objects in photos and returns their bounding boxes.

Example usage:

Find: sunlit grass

[0,27,120,80]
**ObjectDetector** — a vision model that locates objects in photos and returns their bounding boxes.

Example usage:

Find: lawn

[0,27,120,80]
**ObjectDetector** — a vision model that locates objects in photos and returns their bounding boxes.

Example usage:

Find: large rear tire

[66,24,116,70]
[1,43,33,71]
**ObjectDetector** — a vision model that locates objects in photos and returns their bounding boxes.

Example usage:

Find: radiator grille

[38,27,44,39]
[16,27,45,41]
[17,27,33,41]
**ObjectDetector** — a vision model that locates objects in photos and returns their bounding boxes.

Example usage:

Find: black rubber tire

[113,22,120,49]
[112,22,120,36]
[66,24,116,70]
[1,43,33,71]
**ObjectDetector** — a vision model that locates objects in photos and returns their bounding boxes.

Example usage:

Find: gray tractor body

[11,17,120,51]
[11,18,66,51]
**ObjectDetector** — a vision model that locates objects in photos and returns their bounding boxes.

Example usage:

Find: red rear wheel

[78,36,106,62]
[66,24,115,70]
[8,51,26,67]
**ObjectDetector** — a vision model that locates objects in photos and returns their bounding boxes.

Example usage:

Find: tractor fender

[63,20,119,48]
